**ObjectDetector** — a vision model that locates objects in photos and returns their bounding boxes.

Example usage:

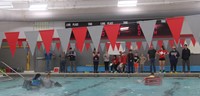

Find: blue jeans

[127,62,133,73]
[150,58,156,73]
[46,60,50,72]
[60,60,66,72]
[93,61,99,73]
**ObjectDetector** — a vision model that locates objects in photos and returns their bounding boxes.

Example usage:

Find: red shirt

[120,55,127,64]
[112,58,119,65]
[157,50,168,59]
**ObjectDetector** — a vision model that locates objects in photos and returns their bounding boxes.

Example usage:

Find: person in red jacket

[111,55,119,73]
[118,51,127,73]
[157,46,168,73]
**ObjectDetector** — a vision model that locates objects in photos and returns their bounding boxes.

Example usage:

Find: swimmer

[32,73,42,86]
[42,73,54,88]
[42,73,62,88]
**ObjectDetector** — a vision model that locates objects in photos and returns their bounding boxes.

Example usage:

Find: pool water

[0,77,200,96]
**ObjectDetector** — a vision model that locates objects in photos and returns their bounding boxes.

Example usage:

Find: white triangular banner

[22,41,27,49]
[25,31,39,56]
[185,38,191,45]
[152,41,157,49]
[90,43,95,51]
[87,26,103,50]
[131,42,136,50]
[42,43,45,51]
[138,20,156,47]
[57,28,72,53]
[70,43,76,50]
[181,20,193,35]
[142,42,147,50]
[163,40,169,49]
[185,15,200,42]
[121,43,126,51]
[51,43,56,51]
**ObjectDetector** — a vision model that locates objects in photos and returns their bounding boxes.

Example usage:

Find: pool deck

[2,72,200,78]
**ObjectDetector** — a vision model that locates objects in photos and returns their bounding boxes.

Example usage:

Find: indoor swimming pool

[0,77,200,96]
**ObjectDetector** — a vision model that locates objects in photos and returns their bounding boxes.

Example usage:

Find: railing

[0,69,13,81]
[1,61,25,79]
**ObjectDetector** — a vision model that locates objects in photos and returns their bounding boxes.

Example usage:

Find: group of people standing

[93,44,191,74]
[59,47,77,73]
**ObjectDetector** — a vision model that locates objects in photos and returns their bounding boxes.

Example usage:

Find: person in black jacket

[182,44,191,73]
[127,49,134,73]
[169,46,180,73]
[147,46,157,74]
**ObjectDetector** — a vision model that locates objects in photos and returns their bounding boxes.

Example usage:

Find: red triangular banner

[18,40,23,47]
[169,40,175,47]
[116,43,120,50]
[158,40,163,48]
[166,16,184,44]
[126,42,131,50]
[104,24,120,49]
[56,42,61,51]
[5,32,19,57]
[180,39,185,47]
[191,37,196,46]
[37,42,42,50]
[105,42,110,51]
[85,43,90,51]
[136,42,142,50]
[72,27,87,53]
[39,30,54,54]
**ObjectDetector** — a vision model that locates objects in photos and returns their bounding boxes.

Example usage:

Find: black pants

[104,61,109,72]
[170,59,178,72]
[93,61,99,73]
[60,60,66,72]
[111,64,119,72]
[127,62,134,73]
[182,59,190,72]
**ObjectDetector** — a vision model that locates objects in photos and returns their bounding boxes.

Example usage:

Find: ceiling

[1,0,200,22]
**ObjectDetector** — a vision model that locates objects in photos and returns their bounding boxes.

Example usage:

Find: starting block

[144,77,162,86]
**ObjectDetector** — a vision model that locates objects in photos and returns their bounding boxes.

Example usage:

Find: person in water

[42,73,54,88]
[31,73,42,86]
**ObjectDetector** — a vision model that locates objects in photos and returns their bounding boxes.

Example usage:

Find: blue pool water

[0,77,200,96]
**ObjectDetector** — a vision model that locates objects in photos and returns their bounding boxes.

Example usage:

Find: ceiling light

[0,2,13,9]
[118,0,137,7]
[29,4,48,11]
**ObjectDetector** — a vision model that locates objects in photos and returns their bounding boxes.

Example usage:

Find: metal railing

[1,61,25,79]
[0,69,13,81]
